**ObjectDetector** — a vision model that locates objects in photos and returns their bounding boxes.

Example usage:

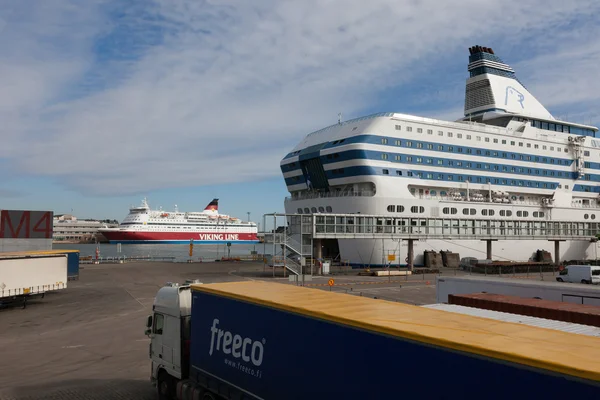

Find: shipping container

[147,281,600,400]
[436,275,600,305]
[448,292,600,327]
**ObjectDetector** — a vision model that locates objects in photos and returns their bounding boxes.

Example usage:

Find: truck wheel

[581,279,590,284]
[157,370,175,400]
[556,278,563,282]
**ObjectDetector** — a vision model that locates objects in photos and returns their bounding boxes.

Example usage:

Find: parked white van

[556,265,600,285]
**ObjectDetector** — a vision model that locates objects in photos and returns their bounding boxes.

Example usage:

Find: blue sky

[1,0,600,222]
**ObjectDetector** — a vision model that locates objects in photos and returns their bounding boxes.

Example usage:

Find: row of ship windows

[386,205,547,218]
[380,156,582,178]
[382,137,580,160]
[298,206,334,214]
[382,170,562,188]
[390,125,591,151]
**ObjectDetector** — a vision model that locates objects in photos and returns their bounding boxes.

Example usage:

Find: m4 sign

[0,210,53,239]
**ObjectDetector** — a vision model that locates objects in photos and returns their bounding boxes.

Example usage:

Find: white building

[53,214,117,243]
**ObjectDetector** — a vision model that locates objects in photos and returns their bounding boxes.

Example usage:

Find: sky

[1,0,600,222]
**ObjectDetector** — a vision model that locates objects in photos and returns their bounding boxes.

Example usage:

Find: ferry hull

[100,231,259,245]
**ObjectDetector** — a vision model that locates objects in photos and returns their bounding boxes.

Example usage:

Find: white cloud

[2,0,600,195]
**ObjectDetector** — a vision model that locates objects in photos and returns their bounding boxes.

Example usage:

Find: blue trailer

[146,281,600,400]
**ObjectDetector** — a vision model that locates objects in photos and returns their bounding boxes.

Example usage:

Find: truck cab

[145,281,197,399]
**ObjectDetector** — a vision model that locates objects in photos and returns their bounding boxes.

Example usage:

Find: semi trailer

[146,280,600,399]
[0,253,68,306]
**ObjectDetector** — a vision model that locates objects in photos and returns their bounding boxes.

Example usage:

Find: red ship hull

[99,230,259,244]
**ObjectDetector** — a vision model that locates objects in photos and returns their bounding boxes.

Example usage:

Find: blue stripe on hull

[108,240,261,245]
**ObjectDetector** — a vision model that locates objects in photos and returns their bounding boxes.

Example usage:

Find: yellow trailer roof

[192,280,600,383]
[0,249,79,256]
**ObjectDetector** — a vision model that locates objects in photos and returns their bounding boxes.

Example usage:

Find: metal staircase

[262,215,314,276]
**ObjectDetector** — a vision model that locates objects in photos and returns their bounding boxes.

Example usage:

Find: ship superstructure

[99,198,258,244]
[280,45,599,265]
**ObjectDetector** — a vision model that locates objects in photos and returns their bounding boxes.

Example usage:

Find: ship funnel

[464,45,554,120]
[204,198,219,211]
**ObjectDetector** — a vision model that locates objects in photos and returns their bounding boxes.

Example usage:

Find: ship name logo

[505,86,525,109]
[199,233,239,240]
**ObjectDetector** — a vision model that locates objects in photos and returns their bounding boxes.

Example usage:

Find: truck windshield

[592,269,600,276]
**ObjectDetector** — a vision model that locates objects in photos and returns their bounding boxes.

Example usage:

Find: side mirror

[145,328,152,336]
[146,315,153,328]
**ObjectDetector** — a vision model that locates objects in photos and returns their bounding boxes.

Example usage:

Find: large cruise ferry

[98,198,259,244]
[280,45,600,266]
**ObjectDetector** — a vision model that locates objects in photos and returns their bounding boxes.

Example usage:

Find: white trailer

[0,254,68,307]
[436,275,600,306]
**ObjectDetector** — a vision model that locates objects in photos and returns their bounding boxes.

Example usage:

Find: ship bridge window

[411,206,425,213]
[396,205,405,212]
[318,207,325,213]
[417,128,423,133]
[382,169,389,175]
[442,207,457,215]
[387,205,395,212]
[395,125,401,130]
[467,135,471,140]
[438,131,443,136]
[304,208,310,214]
[381,138,388,144]
[310,207,317,213]
[326,206,332,212]
[396,170,402,176]
[406,127,413,132]
[427,129,433,134]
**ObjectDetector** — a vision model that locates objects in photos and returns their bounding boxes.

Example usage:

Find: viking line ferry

[98,198,259,244]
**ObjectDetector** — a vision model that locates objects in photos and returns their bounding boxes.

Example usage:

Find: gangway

[262,213,599,271]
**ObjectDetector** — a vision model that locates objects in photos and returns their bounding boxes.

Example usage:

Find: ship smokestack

[204,198,219,211]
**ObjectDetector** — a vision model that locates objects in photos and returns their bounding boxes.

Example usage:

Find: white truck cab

[556,265,600,285]
[145,281,200,400]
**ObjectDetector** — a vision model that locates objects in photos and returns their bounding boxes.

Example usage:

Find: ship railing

[571,202,599,209]
[285,190,375,202]
[416,195,543,206]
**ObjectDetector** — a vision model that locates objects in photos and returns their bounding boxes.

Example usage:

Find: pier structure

[261,213,599,276]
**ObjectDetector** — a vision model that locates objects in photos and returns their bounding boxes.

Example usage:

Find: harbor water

[53,242,263,262]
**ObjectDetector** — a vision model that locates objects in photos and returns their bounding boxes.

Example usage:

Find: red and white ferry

[98,198,259,244]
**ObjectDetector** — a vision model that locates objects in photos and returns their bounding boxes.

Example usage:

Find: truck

[0,253,68,307]
[557,264,600,284]
[436,275,600,306]
[146,280,600,399]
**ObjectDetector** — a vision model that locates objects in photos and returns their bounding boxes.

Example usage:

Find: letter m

[0,211,31,238]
